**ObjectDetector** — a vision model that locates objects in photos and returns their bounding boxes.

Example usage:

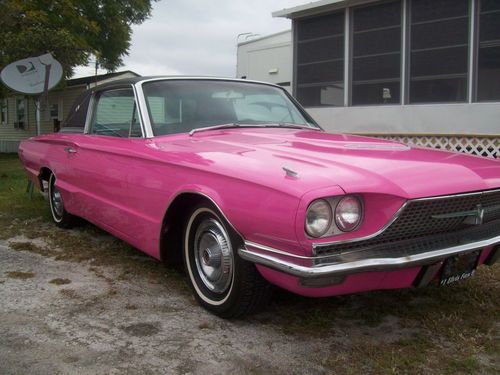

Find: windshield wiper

[263,122,322,131]
[188,122,320,136]
[189,123,244,136]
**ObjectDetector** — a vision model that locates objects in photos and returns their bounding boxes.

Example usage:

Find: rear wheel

[48,173,77,228]
[183,203,272,318]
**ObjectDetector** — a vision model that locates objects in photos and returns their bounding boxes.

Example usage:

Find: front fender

[168,179,305,256]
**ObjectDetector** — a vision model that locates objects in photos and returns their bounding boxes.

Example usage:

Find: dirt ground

[0,232,380,375]
[1,234,329,375]
[0,225,498,375]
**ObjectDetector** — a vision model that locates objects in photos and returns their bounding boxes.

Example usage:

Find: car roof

[93,76,282,91]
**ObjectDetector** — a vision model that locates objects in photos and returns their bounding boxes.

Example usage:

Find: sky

[73,0,306,79]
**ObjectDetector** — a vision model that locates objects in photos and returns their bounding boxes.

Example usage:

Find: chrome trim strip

[312,188,500,252]
[131,84,147,138]
[133,82,155,138]
[410,188,500,202]
[239,235,500,279]
[245,240,312,260]
[83,92,96,134]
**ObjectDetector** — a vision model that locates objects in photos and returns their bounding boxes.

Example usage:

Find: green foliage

[0,0,156,79]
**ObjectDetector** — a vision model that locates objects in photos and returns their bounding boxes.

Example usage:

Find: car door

[63,87,147,241]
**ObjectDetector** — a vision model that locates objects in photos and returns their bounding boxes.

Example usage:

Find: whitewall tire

[183,203,272,318]
[48,173,77,228]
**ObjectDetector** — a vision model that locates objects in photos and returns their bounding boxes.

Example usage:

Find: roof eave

[273,0,378,19]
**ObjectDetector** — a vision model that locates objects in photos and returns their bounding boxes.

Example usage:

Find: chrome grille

[314,189,500,256]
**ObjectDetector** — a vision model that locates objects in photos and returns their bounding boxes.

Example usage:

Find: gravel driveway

[0,234,354,375]
[0,223,498,374]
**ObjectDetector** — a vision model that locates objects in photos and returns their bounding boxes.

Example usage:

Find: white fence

[374,135,499,159]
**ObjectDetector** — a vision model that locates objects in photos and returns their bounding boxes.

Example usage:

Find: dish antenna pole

[1,53,63,199]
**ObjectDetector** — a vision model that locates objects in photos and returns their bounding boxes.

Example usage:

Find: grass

[5,271,35,280]
[0,153,47,225]
[49,278,72,285]
[1,153,499,374]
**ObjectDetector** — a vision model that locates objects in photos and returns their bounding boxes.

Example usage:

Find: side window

[15,98,27,129]
[91,89,142,137]
[0,99,7,126]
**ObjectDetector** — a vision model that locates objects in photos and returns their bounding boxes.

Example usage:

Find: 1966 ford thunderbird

[19,77,500,317]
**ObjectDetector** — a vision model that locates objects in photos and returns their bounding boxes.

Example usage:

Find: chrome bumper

[238,236,500,279]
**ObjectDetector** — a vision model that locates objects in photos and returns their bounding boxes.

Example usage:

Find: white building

[237,30,292,92]
[239,0,500,158]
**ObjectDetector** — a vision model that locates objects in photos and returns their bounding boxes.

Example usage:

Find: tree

[0,0,156,78]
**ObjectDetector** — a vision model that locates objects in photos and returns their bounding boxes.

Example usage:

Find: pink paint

[256,264,422,297]
[18,125,500,298]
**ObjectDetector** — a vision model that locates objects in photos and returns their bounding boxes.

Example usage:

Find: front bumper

[238,235,500,280]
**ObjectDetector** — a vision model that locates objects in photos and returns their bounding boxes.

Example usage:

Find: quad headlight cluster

[305,195,363,238]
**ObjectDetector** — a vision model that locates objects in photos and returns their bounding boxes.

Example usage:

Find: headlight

[305,199,332,238]
[335,196,362,232]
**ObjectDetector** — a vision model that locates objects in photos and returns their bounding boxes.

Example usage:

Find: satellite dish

[0,53,63,95]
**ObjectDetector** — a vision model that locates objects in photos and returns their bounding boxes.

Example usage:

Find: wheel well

[159,193,212,265]
[38,167,52,192]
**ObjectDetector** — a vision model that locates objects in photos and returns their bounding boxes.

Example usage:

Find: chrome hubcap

[194,218,233,294]
[51,187,64,218]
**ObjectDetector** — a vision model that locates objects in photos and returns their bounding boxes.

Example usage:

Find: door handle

[64,147,77,154]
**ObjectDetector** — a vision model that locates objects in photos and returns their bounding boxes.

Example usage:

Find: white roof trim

[237,30,291,46]
[135,76,283,89]
[273,0,378,18]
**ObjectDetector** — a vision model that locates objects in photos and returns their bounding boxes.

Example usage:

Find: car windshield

[141,79,319,136]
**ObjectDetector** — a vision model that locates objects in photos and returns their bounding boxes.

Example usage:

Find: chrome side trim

[245,240,312,260]
[83,92,96,134]
[312,188,500,252]
[410,188,500,202]
[240,235,500,279]
[133,82,155,138]
[131,84,147,138]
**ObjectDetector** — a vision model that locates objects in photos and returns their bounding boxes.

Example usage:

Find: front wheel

[183,204,272,318]
[48,173,78,228]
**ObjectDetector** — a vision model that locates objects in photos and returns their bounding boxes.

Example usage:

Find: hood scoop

[343,142,410,151]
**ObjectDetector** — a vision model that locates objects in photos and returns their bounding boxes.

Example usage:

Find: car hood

[149,128,500,199]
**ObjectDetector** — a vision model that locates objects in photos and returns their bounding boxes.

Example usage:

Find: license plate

[440,250,481,286]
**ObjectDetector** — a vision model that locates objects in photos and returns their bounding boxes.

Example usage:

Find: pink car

[19,77,500,317]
